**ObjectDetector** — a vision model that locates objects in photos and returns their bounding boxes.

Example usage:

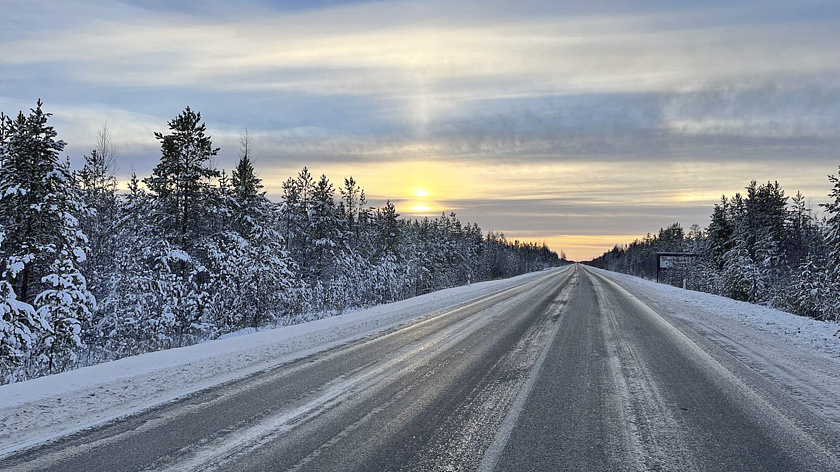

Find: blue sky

[2,0,839,259]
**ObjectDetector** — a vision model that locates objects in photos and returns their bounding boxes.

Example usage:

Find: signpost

[656,252,698,284]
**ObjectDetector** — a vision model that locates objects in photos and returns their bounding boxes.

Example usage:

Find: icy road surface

[2,265,840,471]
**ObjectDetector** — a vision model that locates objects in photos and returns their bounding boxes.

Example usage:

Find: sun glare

[413,188,429,197]
[410,205,431,212]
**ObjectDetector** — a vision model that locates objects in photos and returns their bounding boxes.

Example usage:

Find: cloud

[5,0,838,166]
[3,0,840,260]
[5,1,839,97]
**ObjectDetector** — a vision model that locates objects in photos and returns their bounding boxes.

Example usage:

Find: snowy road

[3,265,840,471]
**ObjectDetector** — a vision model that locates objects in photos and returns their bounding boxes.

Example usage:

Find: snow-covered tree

[199,142,295,329]
[375,200,401,260]
[1,107,564,383]
[139,107,223,342]
[706,197,732,270]
[282,168,316,277]
[310,174,340,286]
[339,176,363,248]
[0,101,94,373]
[35,239,95,373]
[821,167,840,320]
[722,239,761,302]
[77,125,119,346]
[791,255,831,319]
[97,173,172,354]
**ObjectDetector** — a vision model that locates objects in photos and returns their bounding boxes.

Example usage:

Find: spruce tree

[0,100,94,372]
[822,167,840,320]
[340,176,362,251]
[232,130,262,203]
[376,201,401,260]
[310,174,340,284]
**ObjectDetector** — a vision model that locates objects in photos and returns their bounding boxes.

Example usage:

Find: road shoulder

[588,267,840,432]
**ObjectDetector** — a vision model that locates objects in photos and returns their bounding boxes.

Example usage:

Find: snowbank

[592,268,840,358]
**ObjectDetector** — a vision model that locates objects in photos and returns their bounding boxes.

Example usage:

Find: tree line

[0,101,562,383]
[588,177,840,322]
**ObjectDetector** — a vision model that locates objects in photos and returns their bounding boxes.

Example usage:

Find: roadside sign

[658,254,695,269]
[656,253,698,283]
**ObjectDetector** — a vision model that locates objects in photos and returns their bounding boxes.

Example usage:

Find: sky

[2,0,840,260]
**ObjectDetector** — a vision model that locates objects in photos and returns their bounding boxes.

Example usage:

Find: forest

[588,174,840,323]
[0,101,562,383]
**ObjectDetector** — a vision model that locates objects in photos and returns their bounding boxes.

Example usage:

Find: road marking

[477,267,578,472]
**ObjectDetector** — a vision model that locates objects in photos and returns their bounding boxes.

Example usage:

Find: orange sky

[252,158,834,261]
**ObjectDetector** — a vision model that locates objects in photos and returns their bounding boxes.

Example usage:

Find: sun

[413,188,429,197]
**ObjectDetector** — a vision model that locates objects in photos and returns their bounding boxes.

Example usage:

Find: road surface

[2,265,839,471]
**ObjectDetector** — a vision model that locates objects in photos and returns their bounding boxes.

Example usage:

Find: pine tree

[333,176,371,309]
[144,107,220,249]
[281,168,316,278]
[340,176,362,251]
[141,108,221,343]
[280,176,300,252]
[744,180,787,258]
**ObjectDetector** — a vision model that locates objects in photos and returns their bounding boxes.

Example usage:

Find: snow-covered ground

[591,267,840,428]
[0,268,560,457]
[593,268,840,358]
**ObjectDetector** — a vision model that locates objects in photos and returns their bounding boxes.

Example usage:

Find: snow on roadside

[0,268,562,457]
[592,268,840,358]
[591,267,840,429]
